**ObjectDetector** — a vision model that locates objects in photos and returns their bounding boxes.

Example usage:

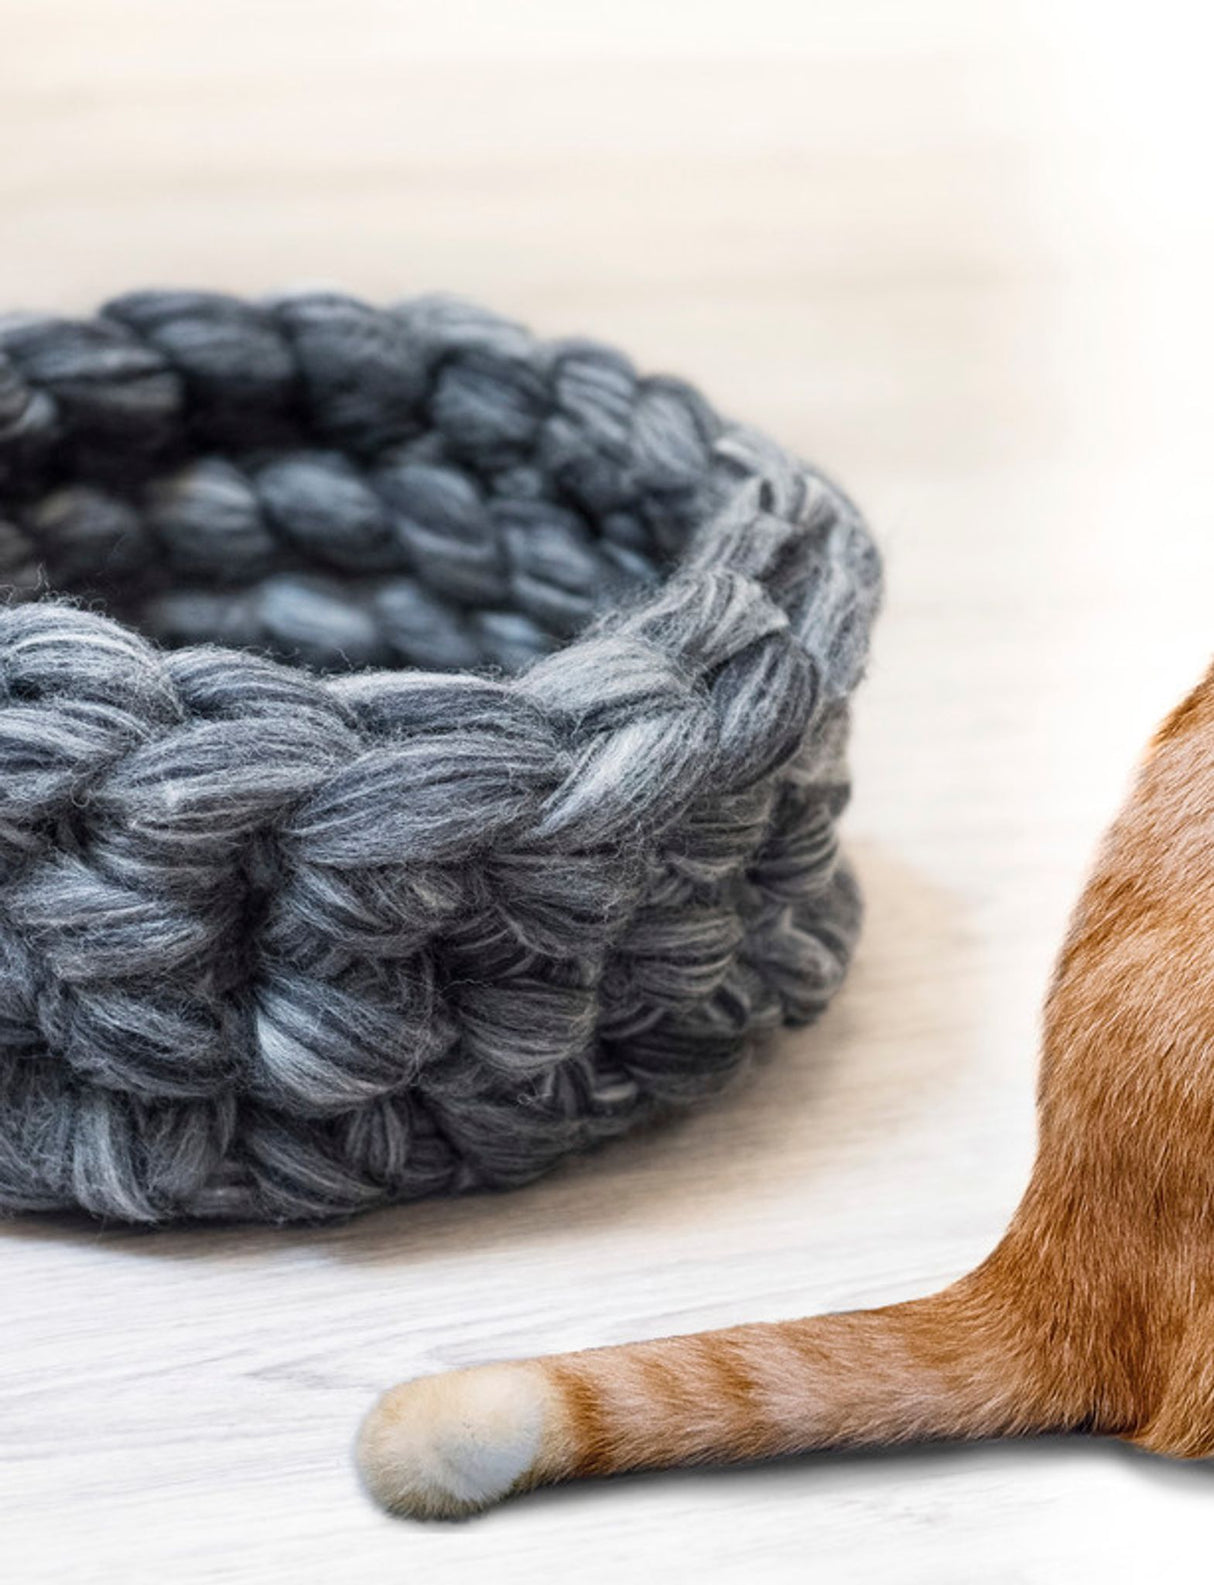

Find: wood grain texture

[3,2,1213,1579]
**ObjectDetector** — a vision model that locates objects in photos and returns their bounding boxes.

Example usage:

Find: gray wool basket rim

[0,288,881,1225]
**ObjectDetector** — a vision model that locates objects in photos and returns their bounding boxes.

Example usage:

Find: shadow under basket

[0,290,881,1223]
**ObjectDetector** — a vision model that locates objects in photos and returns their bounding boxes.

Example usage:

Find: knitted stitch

[0,291,880,1222]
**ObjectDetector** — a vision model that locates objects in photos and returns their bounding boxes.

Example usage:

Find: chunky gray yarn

[0,290,880,1223]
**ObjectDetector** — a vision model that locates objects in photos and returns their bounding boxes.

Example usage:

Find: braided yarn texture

[0,290,881,1222]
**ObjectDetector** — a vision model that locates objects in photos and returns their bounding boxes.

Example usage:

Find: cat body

[357,666,1214,1517]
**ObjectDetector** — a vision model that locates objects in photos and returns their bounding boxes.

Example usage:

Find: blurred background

[4,3,1214,1581]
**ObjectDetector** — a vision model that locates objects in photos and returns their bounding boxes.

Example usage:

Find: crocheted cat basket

[0,291,881,1222]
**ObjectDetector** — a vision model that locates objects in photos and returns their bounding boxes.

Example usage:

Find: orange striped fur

[357,662,1214,1517]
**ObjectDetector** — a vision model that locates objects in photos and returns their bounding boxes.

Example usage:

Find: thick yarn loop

[0,290,880,1222]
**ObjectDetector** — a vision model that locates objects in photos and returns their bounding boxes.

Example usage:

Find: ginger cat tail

[358,662,1214,1518]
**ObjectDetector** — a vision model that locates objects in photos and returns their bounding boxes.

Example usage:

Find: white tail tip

[356,1363,551,1520]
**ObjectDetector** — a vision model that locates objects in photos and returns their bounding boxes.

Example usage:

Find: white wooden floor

[4,3,1214,1579]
